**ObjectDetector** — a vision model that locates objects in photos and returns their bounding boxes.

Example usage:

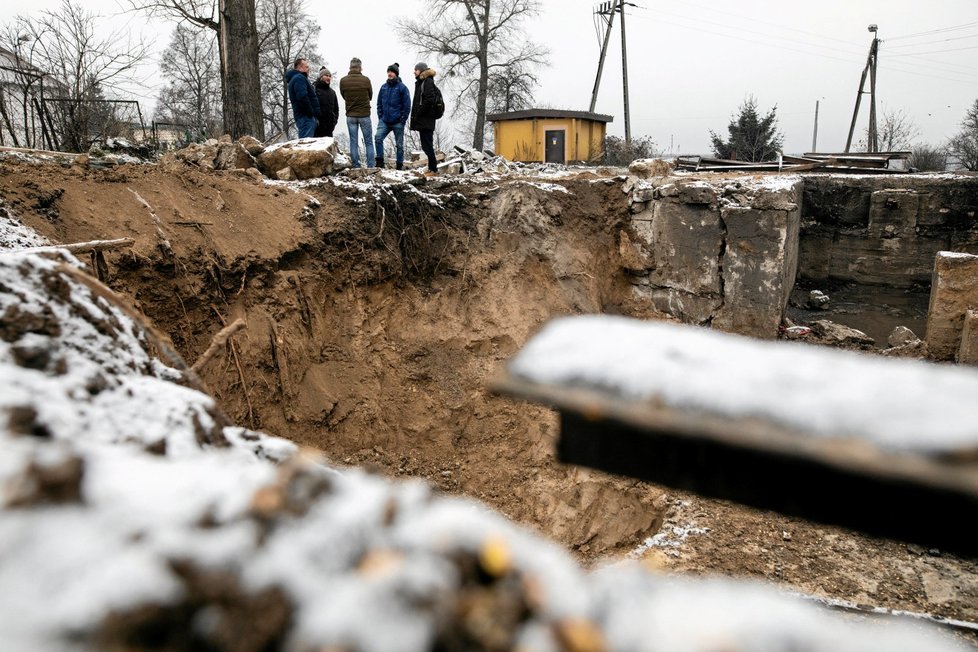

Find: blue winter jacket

[377,77,411,125]
[286,68,320,119]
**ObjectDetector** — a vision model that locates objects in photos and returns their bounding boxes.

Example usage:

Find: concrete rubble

[621,164,801,339]
[926,251,978,361]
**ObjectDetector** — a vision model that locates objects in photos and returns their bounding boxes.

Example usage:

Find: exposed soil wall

[1,159,666,556]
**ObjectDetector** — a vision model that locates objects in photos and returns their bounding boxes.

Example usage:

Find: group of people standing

[286,56,442,174]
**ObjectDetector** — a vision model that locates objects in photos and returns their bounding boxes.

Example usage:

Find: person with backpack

[374,63,411,169]
[410,62,443,175]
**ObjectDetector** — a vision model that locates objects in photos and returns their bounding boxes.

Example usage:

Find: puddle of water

[787,282,930,348]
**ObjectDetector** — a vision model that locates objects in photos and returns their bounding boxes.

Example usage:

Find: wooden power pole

[845,25,880,153]
[589,0,633,144]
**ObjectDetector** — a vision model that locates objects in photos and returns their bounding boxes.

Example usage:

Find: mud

[3,156,977,639]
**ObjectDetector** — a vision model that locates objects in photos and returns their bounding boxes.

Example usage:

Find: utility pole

[589,1,616,114]
[845,25,880,153]
[620,0,631,144]
[589,0,633,144]
[812,100,819,152]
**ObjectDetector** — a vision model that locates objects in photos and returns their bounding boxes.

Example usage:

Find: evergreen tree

[709,96,783,162]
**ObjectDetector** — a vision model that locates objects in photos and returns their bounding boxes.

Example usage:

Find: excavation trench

[4,158,978,626]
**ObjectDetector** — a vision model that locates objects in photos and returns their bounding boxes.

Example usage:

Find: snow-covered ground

[0,207,970,650]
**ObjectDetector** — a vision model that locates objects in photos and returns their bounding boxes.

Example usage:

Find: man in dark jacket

[339,57,374,168]
[286,58,320,139]
[410,62,439,174]
[374,63,412,169]
[314,67,339,138]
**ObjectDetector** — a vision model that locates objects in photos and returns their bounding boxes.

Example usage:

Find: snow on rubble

[0,231,970,650]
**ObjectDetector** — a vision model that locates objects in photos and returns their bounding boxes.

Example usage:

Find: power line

[681,0,866,49]
[884,32,978,49]
[886,21,978,41]
[627,11,978,83]
[888,44,978,56]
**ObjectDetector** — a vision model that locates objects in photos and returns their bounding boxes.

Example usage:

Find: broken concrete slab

[958,310,978,366]
[646,202,723,296]
[713,205,800,339]
[925,251,978,361]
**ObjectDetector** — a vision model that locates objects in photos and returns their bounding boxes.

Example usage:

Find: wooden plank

[492,316,978,554]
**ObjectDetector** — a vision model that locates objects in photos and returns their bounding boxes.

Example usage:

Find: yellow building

[486,109,613,164]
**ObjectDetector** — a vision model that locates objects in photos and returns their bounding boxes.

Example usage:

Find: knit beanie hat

[350,57,362,70]
[414,62,428,72]
[319,66,332,77]
[387,62,400,76]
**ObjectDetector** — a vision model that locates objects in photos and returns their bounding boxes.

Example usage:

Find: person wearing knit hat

[375,62,411,169]
[410,63,441,175]
[314,67,339,138]
[339,57,374,167]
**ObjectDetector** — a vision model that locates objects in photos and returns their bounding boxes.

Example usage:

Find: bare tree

[155,24,223,139]
[256,0,321,140]
[947,99,978,171]
[6,0,150,151]
[395,0,549,150]
[908,143,946,172]
[869,107,919,152]
[127,0,263,139]
[486,59,537,113]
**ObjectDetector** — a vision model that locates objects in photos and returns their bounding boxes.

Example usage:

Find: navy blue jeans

[346,116,375,168]
[295,115,317,139]
[375,121,405,167]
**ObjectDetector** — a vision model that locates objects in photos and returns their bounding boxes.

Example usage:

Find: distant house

[486,109,613,164]
[0,46,62,149]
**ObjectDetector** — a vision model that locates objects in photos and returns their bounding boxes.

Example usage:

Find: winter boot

[375,158,384,169]
[396,162,403,170]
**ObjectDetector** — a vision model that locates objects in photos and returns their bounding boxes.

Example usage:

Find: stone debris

[888,325,920,348]
[810,319,876,349]
[807,289,831,310]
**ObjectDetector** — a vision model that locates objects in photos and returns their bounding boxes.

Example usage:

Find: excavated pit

[3,156,978,633]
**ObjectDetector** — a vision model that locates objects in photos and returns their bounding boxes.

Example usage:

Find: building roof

[486,109,614,123]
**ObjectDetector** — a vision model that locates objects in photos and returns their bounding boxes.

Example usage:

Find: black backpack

[429,80,445,119]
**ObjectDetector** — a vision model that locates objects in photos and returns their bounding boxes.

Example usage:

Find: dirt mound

[3,156,977,640]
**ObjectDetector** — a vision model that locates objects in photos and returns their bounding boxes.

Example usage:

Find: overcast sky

[2,0,977,155]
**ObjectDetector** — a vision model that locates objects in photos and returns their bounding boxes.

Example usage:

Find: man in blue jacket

[374,63,411,169]
[286,58,320,139]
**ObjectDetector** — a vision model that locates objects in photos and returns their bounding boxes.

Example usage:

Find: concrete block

[713,207,800,338]
[676,181,717,205]
[958,310,978,365]
[638,286,721,325]
[925,251,978,361]
[869,189,919,235]
[648,202,722,295]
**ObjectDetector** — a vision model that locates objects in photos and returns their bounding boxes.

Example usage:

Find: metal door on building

[545,130,565,163]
